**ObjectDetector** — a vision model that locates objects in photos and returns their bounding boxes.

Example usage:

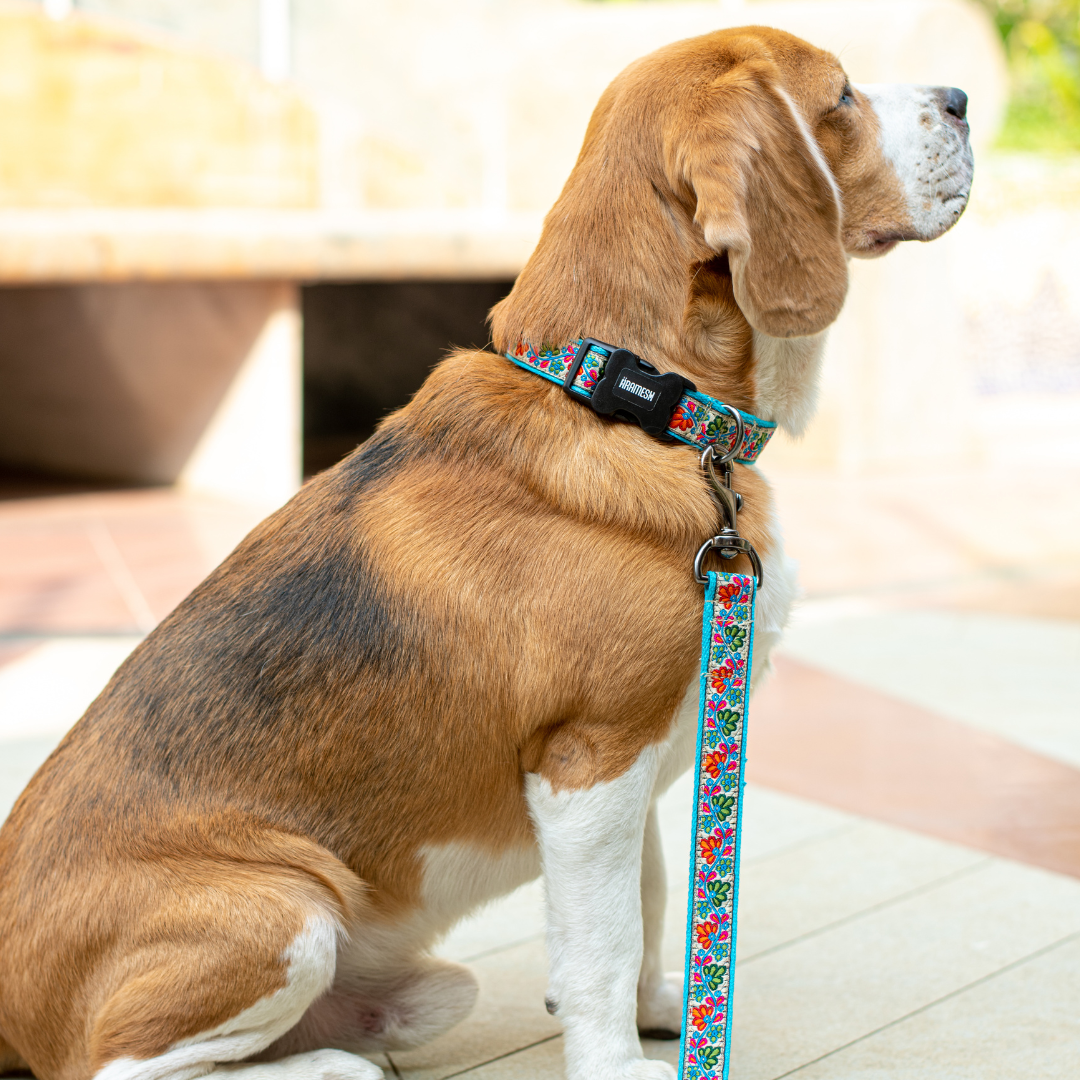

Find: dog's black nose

[943,87,968,121]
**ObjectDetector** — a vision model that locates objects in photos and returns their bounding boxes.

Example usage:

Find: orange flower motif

[703,751,725,778]
[695,913,720,950]
[690,1002,714,1031]
[700,835,724,864]
[669,405,695,432]
[716,583,742,607]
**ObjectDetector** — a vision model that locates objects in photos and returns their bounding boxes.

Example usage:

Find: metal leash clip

[693,407,764,586]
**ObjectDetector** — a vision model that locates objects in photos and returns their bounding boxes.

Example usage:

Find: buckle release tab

[562,338,695,437]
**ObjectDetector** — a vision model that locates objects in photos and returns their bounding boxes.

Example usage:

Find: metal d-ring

[693,533,764,587]
[712,403,745,465]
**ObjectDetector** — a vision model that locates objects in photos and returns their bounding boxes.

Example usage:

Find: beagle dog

[0,26,971,1080]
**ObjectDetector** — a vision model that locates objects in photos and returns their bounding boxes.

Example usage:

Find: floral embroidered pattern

[679,571,755,1080]
[506,340,775,463]
[509,339,607,393]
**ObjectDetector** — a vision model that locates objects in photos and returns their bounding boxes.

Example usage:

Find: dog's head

[649,26,973,338]
[496,26,973,353]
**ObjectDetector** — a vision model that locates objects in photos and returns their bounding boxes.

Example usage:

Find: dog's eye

[836,83,854,108]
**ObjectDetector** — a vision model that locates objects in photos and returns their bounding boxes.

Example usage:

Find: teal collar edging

[505,339,776,465]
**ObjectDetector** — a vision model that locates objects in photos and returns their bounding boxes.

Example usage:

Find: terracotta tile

[749,656,1080,879]
[781,609,1080,770]
[0,487,261,633]
[0,524,134,633]
[901,566,1080,622]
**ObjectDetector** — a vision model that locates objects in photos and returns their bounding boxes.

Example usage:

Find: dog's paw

[637,972,683,1039]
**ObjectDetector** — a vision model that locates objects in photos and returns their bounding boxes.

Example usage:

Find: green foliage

[978,1,1080,150]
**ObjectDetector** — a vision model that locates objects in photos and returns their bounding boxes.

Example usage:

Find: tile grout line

[766,928,1080,1080]
[436,1033,563,1079]
[384,1052,403,1079]
[86,518,157,633]
[738,856,995,966]
[741,821,863,867]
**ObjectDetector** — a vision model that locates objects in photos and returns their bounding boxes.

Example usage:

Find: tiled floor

[1,464,1078,1079]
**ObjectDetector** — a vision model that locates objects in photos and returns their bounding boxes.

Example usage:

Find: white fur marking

[419,841,541,929]
[751,328,828,435]
[773,86,842,211]
[855,83,973,241]
[91,916,385,1080]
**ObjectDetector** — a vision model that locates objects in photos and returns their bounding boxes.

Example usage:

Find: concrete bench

[0,0,1007,508]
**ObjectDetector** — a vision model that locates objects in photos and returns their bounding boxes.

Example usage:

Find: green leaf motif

[715,709,739,735]
[699,1046,722,1068]
[725,626,747,650]
[701,963,728,990]
[706,879,731,905]
[711,793,736,820]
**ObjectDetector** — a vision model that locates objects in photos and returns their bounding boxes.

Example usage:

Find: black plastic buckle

[562,338,696,438]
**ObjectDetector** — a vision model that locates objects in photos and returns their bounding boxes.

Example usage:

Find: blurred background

[0,4,1078,1077]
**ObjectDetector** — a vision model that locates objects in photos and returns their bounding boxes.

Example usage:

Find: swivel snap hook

[694,440,763,588]
[700,444,743,531]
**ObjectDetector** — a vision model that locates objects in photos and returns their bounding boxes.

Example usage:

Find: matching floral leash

[677,440,760,1080]
[505,337,766,1080]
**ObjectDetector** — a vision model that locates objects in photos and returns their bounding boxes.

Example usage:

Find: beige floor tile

[767,465,1080,600]
[0,637,141,741]
[729,859,1080,1080]
[639,1036,682,1072]
[449,1035,564,1079]
[452,1035,682,1080]
[654,781,876,972]
[787,934,1080,1080]
[733,822,989,962]
[389,938,560,1080]
[657,776,858,885]
[655,809,989,976]
[366,1054,393,1077]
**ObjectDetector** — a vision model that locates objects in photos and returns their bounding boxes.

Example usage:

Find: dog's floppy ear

[675,58,847,339]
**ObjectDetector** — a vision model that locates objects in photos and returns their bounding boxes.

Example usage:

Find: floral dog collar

[505,338,776,465]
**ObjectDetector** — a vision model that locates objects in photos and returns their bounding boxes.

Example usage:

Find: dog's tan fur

[0,27,969,1080]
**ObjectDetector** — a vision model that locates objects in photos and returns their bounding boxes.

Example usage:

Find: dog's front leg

[637,802,683,1039]
[527,744,674,1080]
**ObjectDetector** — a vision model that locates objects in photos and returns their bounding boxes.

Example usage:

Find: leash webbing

[678,570,756,1080]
